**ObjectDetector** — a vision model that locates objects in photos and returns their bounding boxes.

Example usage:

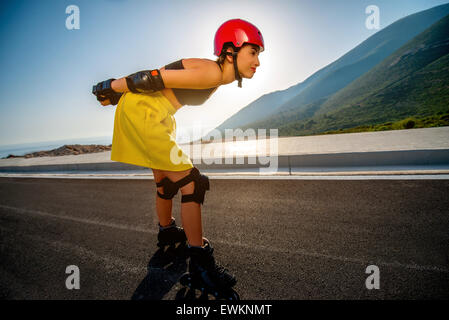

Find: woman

[92,19,264,297]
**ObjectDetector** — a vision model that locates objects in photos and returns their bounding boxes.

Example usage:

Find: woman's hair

[216,42,236,65]
[216,55,226,65]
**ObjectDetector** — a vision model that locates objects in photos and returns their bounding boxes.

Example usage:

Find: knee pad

[156,176,179,200]
[180,167,210,205]
[156,167,210,204]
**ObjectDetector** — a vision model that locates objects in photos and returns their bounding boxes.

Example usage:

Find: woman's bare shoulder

[160,58,223,89]
[182,58,221,70]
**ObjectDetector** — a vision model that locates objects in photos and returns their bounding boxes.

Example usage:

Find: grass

[320,111,449,135]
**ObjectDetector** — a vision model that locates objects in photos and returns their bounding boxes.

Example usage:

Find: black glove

[102,91,123,105]
[92,78,123,105]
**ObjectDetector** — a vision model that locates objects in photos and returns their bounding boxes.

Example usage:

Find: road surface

[1,177,448,299]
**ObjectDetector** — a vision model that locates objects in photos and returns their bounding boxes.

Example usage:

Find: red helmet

[214,19,264,56]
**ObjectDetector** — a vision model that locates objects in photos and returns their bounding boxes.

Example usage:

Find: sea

[0,136,113,159]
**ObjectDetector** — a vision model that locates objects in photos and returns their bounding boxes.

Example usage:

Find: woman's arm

[110,59,222,93]
[111,78,129,93]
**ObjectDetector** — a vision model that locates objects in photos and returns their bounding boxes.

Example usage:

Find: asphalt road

[0,177,448,300]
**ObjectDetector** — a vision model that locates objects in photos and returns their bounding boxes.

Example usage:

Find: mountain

[205,3,449,140]
[210,82,303,132]
[274,3,449,115]
[246,12,449,136]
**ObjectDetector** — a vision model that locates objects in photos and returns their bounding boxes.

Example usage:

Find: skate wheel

[210,288,240,300]
[227,289,240,300]
[219,289,240,301]
[199,290,209,300]
[179,273,192,287]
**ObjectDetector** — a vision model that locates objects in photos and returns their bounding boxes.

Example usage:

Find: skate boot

[157,218,187,249]
[179,239,239,300]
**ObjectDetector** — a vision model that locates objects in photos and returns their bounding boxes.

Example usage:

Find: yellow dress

[111,91,194,171]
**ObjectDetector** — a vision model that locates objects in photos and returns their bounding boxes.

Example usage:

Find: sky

[0,0,448,146]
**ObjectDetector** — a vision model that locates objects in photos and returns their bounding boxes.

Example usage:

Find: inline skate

[179,239,239,300]
[157,218,187,250]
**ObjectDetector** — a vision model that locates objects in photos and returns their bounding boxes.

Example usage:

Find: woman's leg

[157,168,204,247]
[152,168,174,227]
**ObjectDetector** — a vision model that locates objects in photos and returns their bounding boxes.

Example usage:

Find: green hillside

[241,13,449,137]
[321,112,449,135]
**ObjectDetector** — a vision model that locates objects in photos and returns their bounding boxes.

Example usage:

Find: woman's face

[236,44,261,79]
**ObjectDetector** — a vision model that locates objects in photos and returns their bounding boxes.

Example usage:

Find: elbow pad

[125,69,165,93]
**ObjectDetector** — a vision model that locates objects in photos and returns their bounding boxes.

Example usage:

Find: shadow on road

[131,244,241,300]
[131,244,188,300]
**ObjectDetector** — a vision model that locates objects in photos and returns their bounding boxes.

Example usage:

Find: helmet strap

[233,52,242,88]
[225,51,243,88]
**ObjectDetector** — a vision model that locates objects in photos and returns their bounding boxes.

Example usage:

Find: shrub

[403,119,415,129]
